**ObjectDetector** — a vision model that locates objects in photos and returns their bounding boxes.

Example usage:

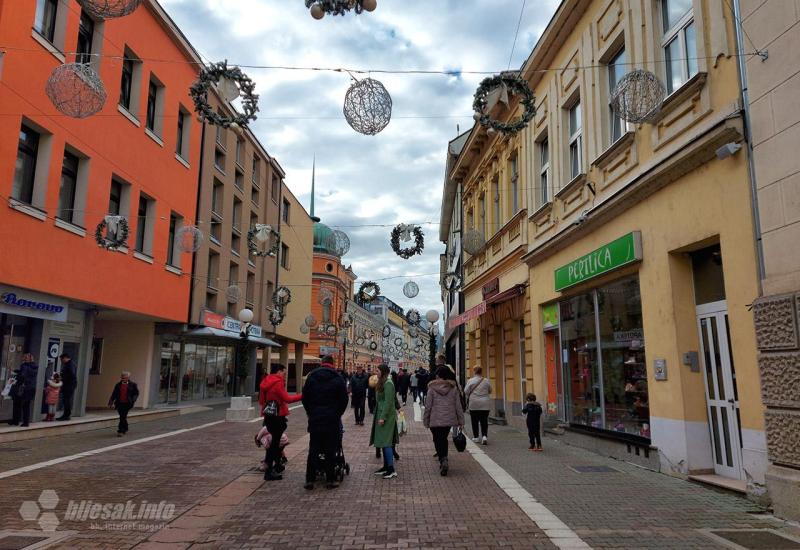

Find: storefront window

[159,341,180,404]
[193,343,207,400]
[558,276,649,438]
[560,292,601,429]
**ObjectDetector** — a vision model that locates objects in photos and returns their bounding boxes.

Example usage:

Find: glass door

[696,300,742,480]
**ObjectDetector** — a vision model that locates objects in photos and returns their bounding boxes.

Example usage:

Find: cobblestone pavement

[474,420,799,549]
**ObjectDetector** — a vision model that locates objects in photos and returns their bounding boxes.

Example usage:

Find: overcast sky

[161,0,560,320]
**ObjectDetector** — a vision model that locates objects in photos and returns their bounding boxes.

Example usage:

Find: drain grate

[569,465,619,473]
[0,535,48,550]
[709,530,800,549]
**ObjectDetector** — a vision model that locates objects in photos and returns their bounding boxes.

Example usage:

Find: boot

[440,457,448,477]
[264,468,282,481]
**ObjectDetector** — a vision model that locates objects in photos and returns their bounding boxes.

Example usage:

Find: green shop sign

[554,232,642,292]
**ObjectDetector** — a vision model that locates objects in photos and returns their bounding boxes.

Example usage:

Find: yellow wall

[275,186,312,345]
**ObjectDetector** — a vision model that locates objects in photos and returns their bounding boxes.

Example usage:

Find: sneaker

[264,471,283,481]
[304,482,314,490]
[472,437,481,443]
[382,469,397,479]
[326,481,340,489]
[482,436,488,445]
[528,446,535,450]
[535,447,544,452]
[440,458,449,477]
[373,467,388,475]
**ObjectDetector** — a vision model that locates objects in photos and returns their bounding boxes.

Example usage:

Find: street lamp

[235,308,254,396]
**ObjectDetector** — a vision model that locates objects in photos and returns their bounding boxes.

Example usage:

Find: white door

[696,301,742,479]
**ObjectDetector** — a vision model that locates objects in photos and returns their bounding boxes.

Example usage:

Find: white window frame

[538,136,550,207]
[661,0,696,94]
[509,155,519,214]
[608,46,628,145]
[492,177,501,232]
[568,101,583,181]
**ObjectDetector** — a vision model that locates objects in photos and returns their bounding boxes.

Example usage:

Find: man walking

[416,367,430,405]
[57,353,77,421]
[396,368,410,405]
[302,356,348,490]
[108,371,138,436]
[410,370,419,403]
[349,365,369,425]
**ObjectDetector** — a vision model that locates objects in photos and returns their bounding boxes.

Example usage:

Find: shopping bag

[1,377,15,399]
[453,428,467,452]
[397,411,407,436]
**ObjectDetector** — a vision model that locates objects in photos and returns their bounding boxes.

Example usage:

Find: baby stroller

[314,423,350,482]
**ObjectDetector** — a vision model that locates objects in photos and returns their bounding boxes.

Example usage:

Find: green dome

[313,220,336,255]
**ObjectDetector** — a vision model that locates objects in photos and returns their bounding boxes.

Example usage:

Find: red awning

[486,284,526,305]
[447,284,526,330]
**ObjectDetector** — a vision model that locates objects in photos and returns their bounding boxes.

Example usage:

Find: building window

[492,177,501,232]
[246,272,255,304]
[252,156,261,185]
[211,179,223,215]
[12,124,40,205]
[145,77,165,137]
[210,220,221,242]
[538,138,550,206]
[207,251,219,289]
[34,0,58,43]
[282,198,290,224]
[608,46,627,144]
[251,182,259,206]
[167,212,183,267]
[119,47,142,116]
[467,208,474,231]
[280,243,289,269]
[231,230,241,255]
[509,155,519,214]
[57,151,79,225]
[214,148,225,173]
[228,264,239,314]
[479,194,486,238]
[322,300,331,323]
[134,193,155,256]
[232,197,242,230]
[175,107,190,160]
[271,175,279,203]
[250,213,258,231]
[236,138,244,166]
[76,11,94,64]
[568,101,583,181]
[662,0,697,94]
[235,169,244,191]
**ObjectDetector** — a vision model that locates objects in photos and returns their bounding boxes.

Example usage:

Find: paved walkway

[0,399,798,549]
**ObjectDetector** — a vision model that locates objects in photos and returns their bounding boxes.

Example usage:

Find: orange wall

[307,253,355,367]
[0,1,200,321]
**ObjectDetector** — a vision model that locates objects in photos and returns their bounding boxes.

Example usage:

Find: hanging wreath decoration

[358,281,380,303]
[273,286,292,307]
[247,224,280,257]
[356,336,366,346]
[472,72,536,136]
[443,272,462,291]
[369,341,378,351]
[325,324,337,337]
[382,325,391,338]
[269,307,285,326]
[95,216,129,250]
[339,311,354,329]
[394,337,403,347]
[390,224,424,259]
[190,60,259,128]
[406,309,421,326]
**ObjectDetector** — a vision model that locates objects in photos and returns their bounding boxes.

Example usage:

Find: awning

[486,284,526,305]
[447,284,527,330]
[183,327,281,347]
[267,352,321,363]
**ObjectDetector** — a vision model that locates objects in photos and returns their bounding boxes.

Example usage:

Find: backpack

[263,400,279,417]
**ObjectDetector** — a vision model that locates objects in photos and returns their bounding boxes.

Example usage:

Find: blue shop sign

[0,286,69,322]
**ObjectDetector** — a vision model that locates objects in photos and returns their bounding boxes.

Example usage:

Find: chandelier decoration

[305,0,377,19]
[247,224,280,257]
[610,69,666,124]
[175,225,204,253]
[326,229,351,257]
[76,0,141,19]
[402,281,419,299]
[46,63,107,119]
[473,72,536,136]
[190,60,259,128]
[390,224,424,259]
[94,216,128,250]
[343,77,392,136]
[462,229,486,256]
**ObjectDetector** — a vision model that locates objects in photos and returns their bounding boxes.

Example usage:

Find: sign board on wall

[554,232,643,292]
[201,310,262,337]
[0,285,68,322]
[482,278,499,300]
[542,303,559,330]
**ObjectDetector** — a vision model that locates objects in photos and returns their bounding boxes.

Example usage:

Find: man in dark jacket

[302,356,348,490]
[349,366,369,426]
[57,353,77,421]
[416,367,430,404]
[396,369,410,405]
[108,371,139,436]
[11,354,38,427]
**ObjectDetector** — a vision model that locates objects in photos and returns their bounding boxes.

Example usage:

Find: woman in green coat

[370,364,398,479]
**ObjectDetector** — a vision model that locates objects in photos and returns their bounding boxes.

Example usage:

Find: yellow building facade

[451,0,767,494]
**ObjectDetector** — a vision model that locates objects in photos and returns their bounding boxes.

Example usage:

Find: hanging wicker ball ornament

[175,225,203,253]
[343,78,392,136]
[300,324,310,335]
[304,315,318,328]
[45,63,107,119]
[462,229,486,255]
[403,281,419,299]
[76,0,141,19]
[326,229,351,257]
[610,69,667,124]
[225,285,242,303]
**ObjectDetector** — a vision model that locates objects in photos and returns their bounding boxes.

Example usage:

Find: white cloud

[161,0,560,318]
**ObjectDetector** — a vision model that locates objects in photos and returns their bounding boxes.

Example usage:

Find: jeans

[431,427,450,459]
[528,422,542,448]
[264,415,288,470]
[306,429,339,483]
[116,403,132,433]
[61,386,75,419]
[470,410,489,439]
[352,396,366,424]
[382,446,394,470]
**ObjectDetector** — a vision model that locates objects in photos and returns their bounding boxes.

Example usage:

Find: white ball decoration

[300,324,310,335]
[610,69,666,124]
[45,63,107,119]
[304,315,318,328]
[403,281,419,299]
[343,78,393,136]
[238,308,254,323]
[426,310,440,324]
[175,225,203,253]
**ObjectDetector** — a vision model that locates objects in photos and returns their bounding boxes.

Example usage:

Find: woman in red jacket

[259,364,302,481]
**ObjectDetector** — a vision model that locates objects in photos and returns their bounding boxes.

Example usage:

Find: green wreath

[273,286,292,307]
[190,60,259,128]
[405,309,421,326]
[269,307,285,326]
[95,218,129,250]
[473,73,536,136]
[247,226,280,257]
[390,224,424,259]
[358,281,381,303]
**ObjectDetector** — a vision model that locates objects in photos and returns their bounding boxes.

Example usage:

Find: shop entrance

[696,301,742,480]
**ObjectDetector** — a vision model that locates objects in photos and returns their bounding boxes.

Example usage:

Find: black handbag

[453,428,467,453]
[263,400,279,416]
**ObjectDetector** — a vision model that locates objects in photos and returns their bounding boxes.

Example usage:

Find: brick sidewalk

[473,419,796,549]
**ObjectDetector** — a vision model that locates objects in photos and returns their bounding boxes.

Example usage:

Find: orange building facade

[0,0,202,417]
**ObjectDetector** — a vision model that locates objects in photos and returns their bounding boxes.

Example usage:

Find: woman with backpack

[464,366,492,445]
[423,366,465,476]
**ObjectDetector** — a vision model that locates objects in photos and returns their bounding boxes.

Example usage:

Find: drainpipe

[188,121,207,326]
[732,0,766,294]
